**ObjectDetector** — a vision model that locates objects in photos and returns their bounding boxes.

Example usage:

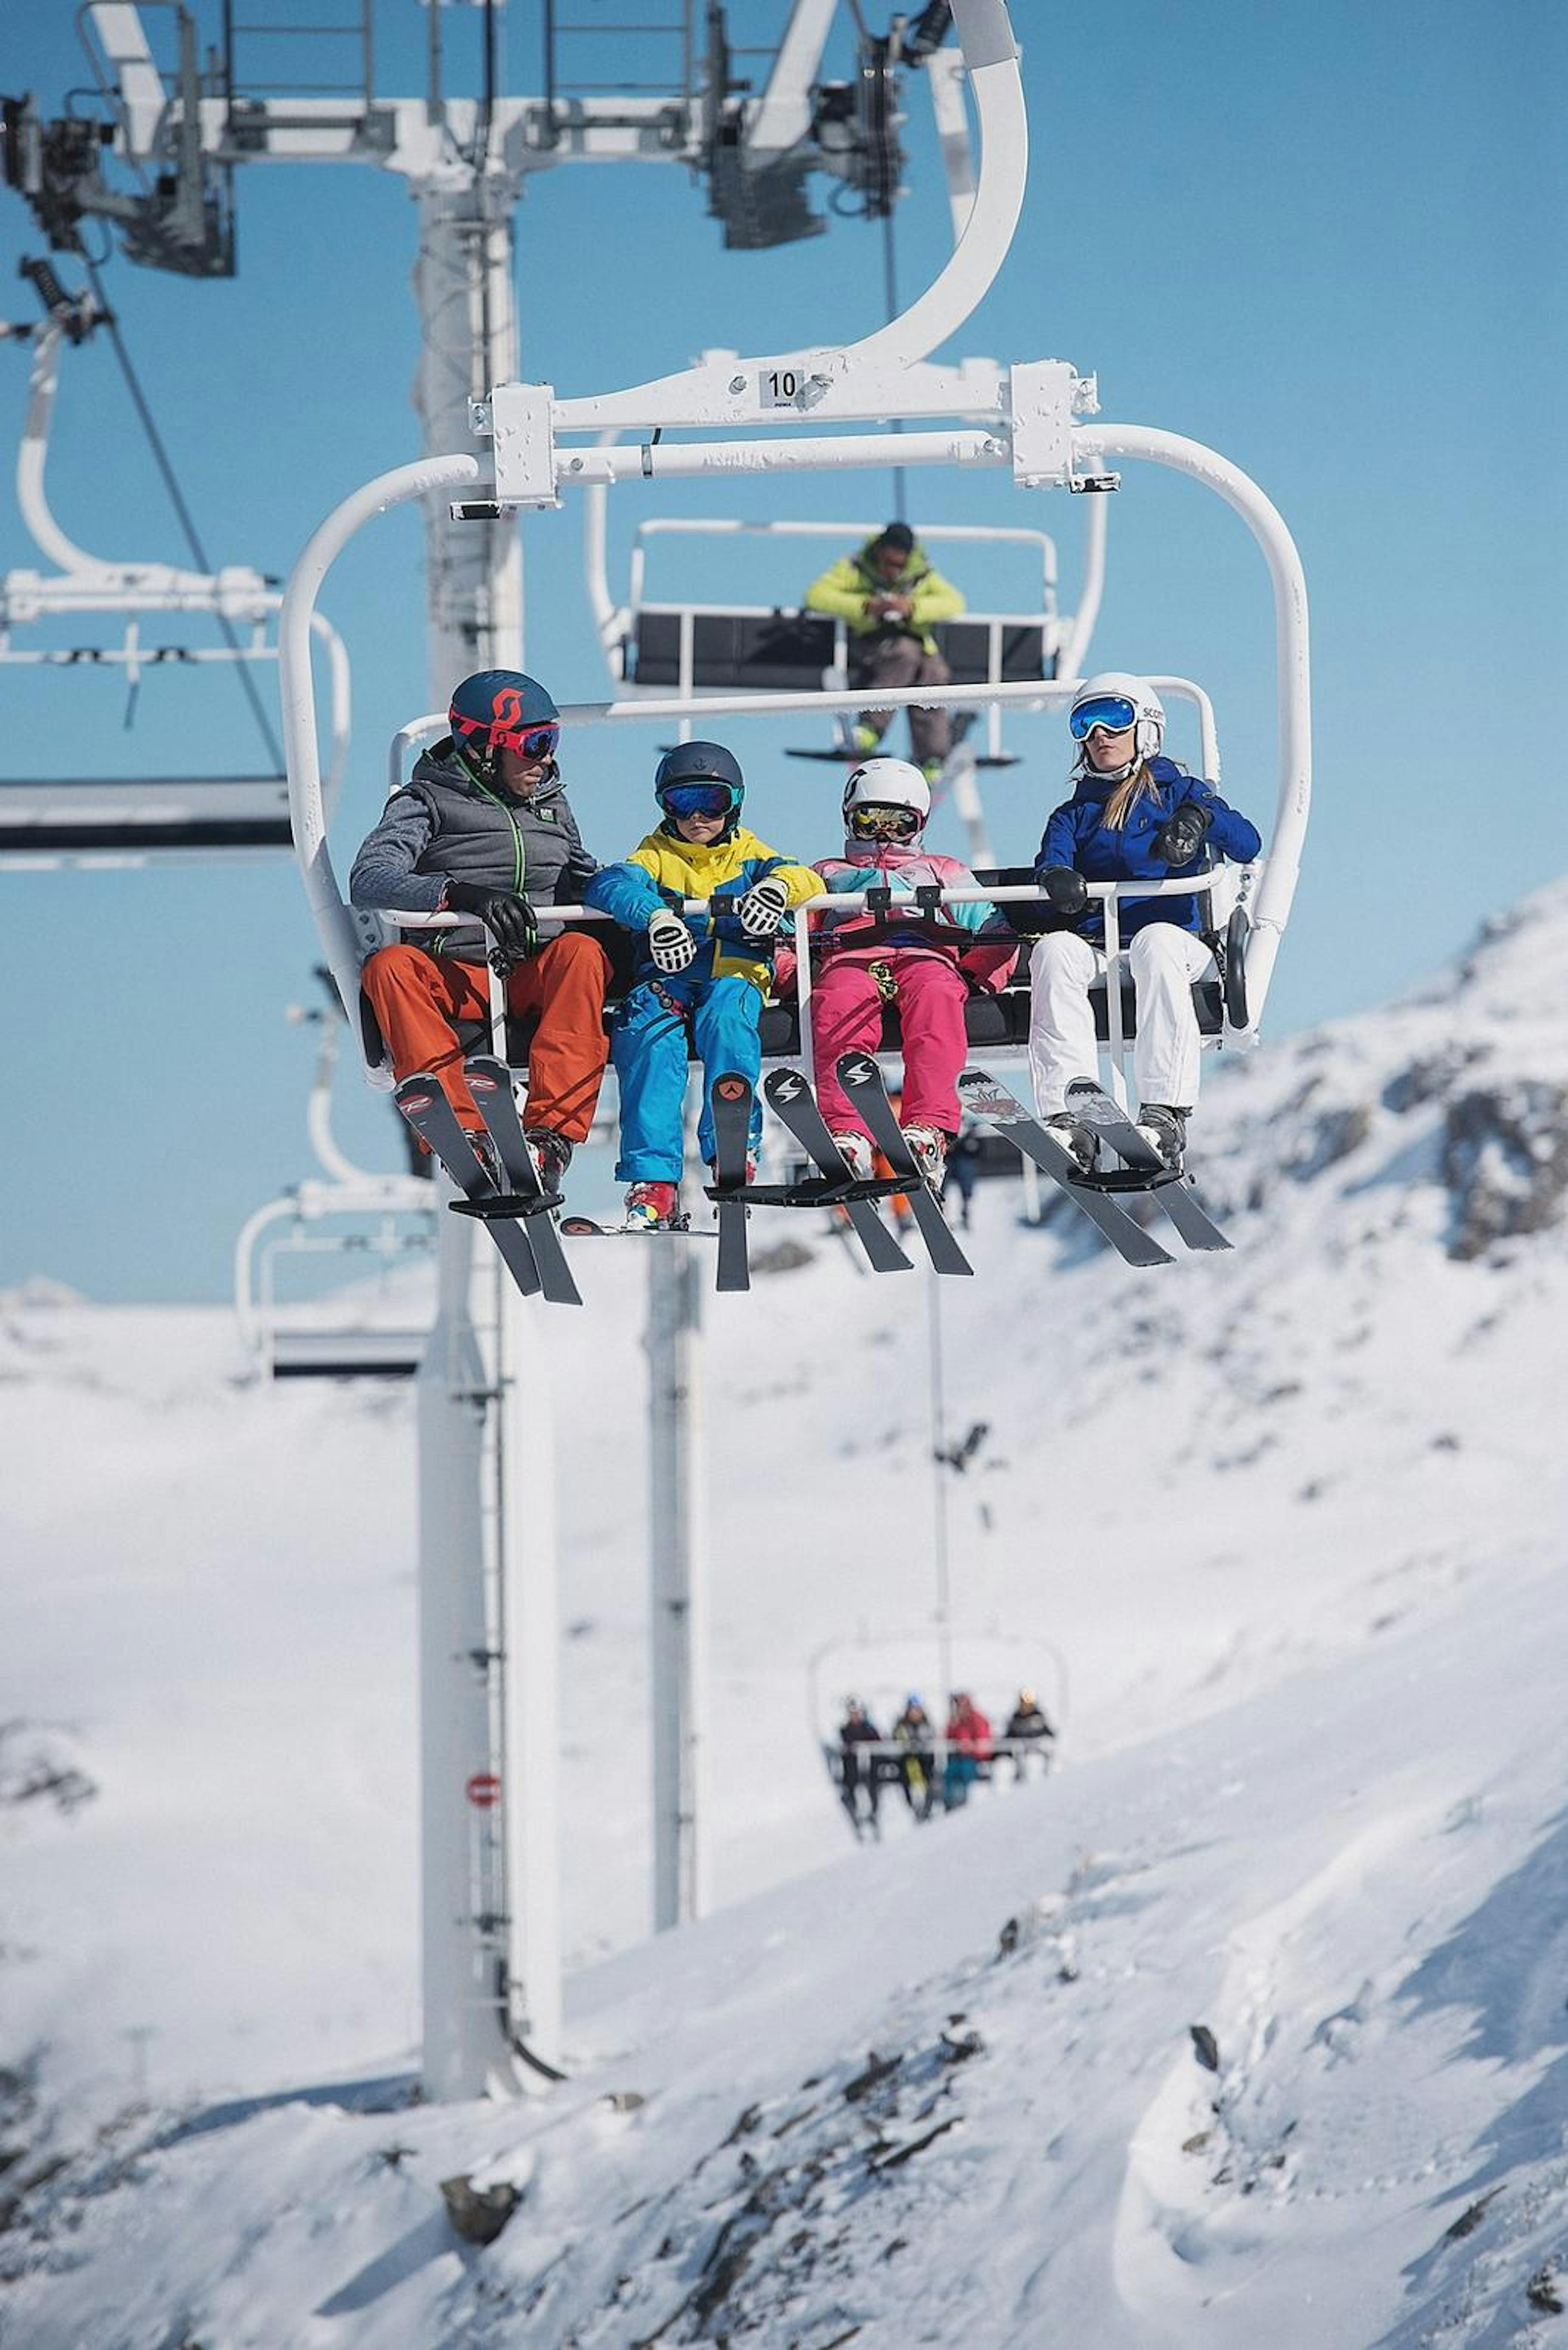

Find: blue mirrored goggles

[659,782,738,820]
[1069,694,1138,740]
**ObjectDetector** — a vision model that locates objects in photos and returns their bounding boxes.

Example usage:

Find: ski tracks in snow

[1109,1805,1448,2346]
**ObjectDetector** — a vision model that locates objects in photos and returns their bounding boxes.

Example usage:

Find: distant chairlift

[234,975,437,1380]
[0,298,350,867]
[809,1625,1069,1822]
[588,511,1108,774]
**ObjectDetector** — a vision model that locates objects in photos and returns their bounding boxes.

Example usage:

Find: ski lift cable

[78,252,285,774]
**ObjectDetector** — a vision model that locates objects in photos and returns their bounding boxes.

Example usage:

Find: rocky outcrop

[1443,1082,1568,1260]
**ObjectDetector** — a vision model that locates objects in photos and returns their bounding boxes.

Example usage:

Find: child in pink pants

[808,758,1014,1181]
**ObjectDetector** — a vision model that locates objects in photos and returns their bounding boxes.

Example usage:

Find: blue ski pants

[610,971,764,1182]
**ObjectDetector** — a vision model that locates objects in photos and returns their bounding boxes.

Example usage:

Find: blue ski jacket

[1035,757,1262,943]
[584,823,819,991]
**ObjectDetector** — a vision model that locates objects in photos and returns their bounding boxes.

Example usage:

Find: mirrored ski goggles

[849,803,922,840]
[1069,694,1138,740]
[659,782,737,820]
[457,714,560,762]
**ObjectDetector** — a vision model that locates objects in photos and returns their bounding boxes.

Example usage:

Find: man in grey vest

[350,670,610,1190]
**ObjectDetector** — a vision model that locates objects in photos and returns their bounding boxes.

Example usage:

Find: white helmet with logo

[842,755,931,837]
[1069,671,1166,772]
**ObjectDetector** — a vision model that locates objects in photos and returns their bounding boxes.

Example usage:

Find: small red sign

[466,1772,502,1809]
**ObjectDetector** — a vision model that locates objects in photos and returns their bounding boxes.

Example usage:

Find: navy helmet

[655,740,745,840]
[449,670,561,781]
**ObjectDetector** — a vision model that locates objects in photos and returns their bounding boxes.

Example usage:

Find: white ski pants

[1027,924,1217,1116]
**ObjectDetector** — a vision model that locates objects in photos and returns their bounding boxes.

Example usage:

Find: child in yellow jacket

[585,742,819,1228]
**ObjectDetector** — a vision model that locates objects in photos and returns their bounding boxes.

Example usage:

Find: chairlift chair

[234,979,437,1380]
[810,1624,1069,1810]
[280,0,1307,1200]
[0,303,350,868]
[590,512,1107,772]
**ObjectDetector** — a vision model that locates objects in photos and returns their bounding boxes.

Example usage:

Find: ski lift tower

[3,0,957,2099]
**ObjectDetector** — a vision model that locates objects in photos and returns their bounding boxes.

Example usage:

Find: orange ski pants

[361,932,610,1141]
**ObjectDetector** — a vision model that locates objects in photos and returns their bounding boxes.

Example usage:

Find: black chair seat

[628,608,1053,693]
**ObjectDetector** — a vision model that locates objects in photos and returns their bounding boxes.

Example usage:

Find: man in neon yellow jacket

[803,520,964,776]
[585,742,819,1229]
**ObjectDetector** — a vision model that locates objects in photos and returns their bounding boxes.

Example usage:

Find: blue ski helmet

[654,740,745,839]
[449,670,561,781]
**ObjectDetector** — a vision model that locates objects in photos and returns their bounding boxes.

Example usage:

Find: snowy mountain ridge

[2,878,1566,2348]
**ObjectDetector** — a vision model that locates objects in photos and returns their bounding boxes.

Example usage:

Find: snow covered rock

[1442,1079,1568,1259]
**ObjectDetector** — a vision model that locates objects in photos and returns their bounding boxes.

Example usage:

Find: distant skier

[1002,1687,1056,1780]
[806,758,1015,1186]
[349,670,609,1192]
[941,1125,984,1228]
[1022,673,1263,1173]
[803,522,964,779]
[836,1697,884,1842]
[942,1690,993,1810]
[892,1693,938,1822]
[584,743,817,1229]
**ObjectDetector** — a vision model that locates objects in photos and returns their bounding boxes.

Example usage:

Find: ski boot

[1042,1114,1096,1174]
[1136,1104,1189,1171]
[901,1123,948,1183]
[830,1131,875,1181]
[705,1154,757,1188]
[849,722,881,755]
[624,1180,682,1230]
[526,1128,573,1192]
[464,1126,506,1189]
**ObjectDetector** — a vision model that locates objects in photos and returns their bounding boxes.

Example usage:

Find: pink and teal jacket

[808,842,1016,987]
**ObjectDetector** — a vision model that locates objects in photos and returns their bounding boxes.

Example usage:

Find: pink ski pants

[810,950,970,1139]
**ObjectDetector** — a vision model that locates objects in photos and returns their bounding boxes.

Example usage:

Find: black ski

[955,1071,1174,1270]
[833,1054,973,1278]
[394,1074,543,1301]
[708,1071,754,1294]
[762,1069,913,1276]
[463,1055,583,1307]
[1065,1080,1233,1254]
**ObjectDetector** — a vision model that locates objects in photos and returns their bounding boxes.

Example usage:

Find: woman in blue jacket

[1027,673,1262,1170]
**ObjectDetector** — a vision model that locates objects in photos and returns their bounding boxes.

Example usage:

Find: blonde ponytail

[1098,761,1158,832]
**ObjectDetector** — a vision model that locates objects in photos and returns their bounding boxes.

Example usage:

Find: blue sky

[2,0,1563,1299]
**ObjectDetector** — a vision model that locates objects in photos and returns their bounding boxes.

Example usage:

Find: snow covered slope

[2,879,1565,2346]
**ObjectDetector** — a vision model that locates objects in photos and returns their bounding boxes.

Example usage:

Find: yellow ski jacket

[586,822,820,989]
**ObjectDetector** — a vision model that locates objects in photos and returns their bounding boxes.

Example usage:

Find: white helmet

[842,755,931,837]
[1069,671,1166,772]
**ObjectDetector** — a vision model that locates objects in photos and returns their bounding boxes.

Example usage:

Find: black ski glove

[444,880,539,961]
[1007,866,1088,936]
[1152,800,1213,868]
[1041,865,1090,918]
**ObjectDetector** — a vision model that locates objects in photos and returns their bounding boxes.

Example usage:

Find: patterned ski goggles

[1069,693,1138,739]
[849,803,922,841]
[659,782,737,819]
[456,711,560,762]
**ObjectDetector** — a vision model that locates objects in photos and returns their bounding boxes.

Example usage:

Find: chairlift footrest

[451,1189,567,1222]
[701,1173,906,1210]
[1071,1167,1181,1198]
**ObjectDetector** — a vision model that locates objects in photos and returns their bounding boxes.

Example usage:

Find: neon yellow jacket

[585,822,820,989]
[803,535,965,655]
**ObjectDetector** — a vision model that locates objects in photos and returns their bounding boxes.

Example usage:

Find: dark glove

[1041,865,1090,918]
[445,880,539,961]
[1006,866,1086,938]
[1152,800,1213,868]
